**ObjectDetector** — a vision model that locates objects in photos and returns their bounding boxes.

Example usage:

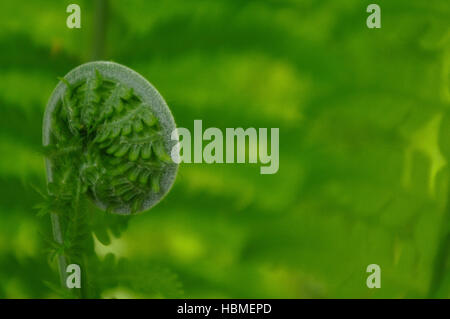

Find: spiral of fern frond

[48,68,173,214]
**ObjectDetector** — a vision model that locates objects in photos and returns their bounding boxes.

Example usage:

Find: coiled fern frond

[40,62,179,297]
[44,61,178,214]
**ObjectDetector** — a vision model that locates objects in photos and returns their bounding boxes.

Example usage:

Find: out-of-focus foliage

[0,0,449,298]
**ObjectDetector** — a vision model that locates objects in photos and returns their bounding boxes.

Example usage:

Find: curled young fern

[42,62,179,296]
[44,61,178,214]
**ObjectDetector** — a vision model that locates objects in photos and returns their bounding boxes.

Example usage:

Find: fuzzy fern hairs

[43,61,178,214]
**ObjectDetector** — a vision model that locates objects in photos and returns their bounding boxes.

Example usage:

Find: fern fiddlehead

[42,61,178,296]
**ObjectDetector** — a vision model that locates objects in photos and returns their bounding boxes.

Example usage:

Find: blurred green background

[0,0,449,298]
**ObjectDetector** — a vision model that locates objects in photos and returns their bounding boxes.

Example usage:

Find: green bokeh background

[0,0,449,298]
